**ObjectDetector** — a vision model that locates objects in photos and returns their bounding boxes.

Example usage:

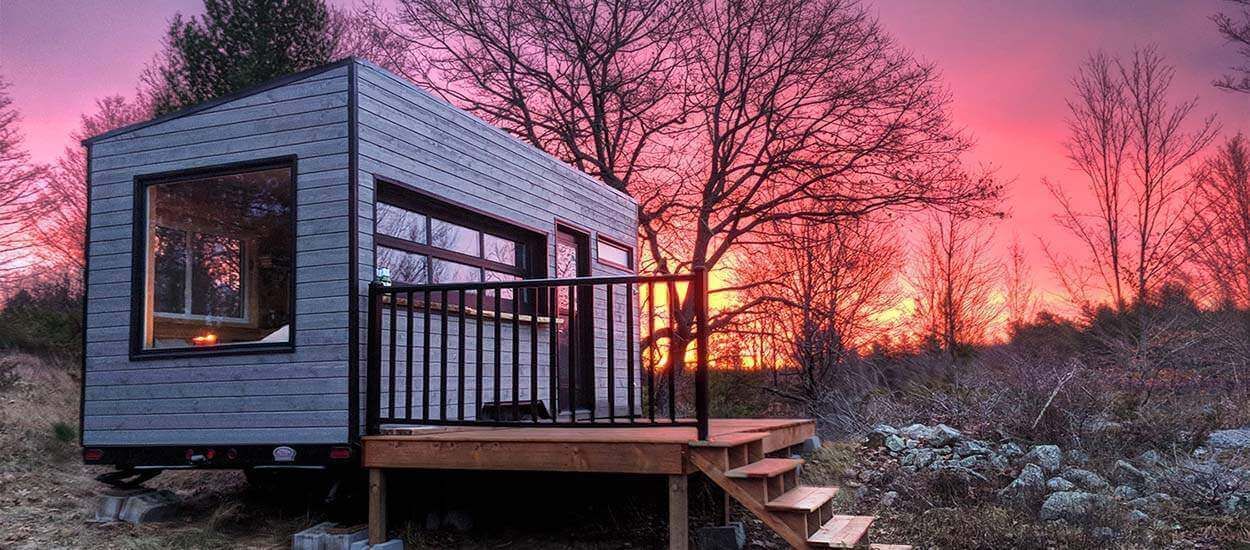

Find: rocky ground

[825,422,1250,548]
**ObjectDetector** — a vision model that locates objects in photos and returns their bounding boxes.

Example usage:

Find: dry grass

[0,352,320,549]
[0,351,686,549]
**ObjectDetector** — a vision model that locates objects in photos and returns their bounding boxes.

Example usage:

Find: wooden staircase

[688,432,909,549]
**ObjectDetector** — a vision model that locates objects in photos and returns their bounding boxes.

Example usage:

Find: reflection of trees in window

[377,203,426,242]
[374,192,539,309]
[378,246,427,283]
[153,226,186,314]
[153,228,243,318]
[430,219,477,255]
[191,233,243,317]
[484,234,517,265]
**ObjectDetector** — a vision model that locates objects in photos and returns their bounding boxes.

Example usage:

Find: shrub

[0,356,19,392]
[52,421,76,443]
[0,278,82,358]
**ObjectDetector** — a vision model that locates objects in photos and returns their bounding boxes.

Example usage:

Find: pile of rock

[866,423,1011,480]
[863,423,1250,530]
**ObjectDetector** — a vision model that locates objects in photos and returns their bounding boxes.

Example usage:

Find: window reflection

[143,165,293,350]
[430,218,479,256]
[376,203,426,243]
[431,258,481,284]
[377,246,428,284]
[597,239,632,269]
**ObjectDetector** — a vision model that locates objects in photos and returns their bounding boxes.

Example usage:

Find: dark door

[555,227,593,412]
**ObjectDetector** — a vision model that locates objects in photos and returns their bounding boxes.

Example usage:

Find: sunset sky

[2,0,1248,316]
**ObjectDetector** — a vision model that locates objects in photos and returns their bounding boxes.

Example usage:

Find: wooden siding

[82,65,352,446]
[81,58,642,446]
[353,61,640,430]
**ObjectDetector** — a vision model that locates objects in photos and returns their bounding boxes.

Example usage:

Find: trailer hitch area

[96,468,162,489]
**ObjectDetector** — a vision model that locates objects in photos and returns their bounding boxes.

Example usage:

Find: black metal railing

[365,267,710,439]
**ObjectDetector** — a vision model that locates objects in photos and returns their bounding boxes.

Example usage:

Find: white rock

[1023,445,1063,474]
[1207,428,1250,450]
[1046,477,1076,492]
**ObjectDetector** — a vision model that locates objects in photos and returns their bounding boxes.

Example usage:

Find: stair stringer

[687,447,813,549]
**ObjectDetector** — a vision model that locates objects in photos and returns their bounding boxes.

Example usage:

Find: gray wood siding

[81,58,642,446]
[352,61,641,429]
[83,65,353,446]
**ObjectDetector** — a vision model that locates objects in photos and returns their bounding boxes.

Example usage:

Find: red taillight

[205,448,216,460]
[329,446,352,460]
[83,448,104,461]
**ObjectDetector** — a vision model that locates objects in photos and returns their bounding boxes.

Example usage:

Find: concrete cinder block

[798,435,822,455]
[293,522,368,550]
[117,489,180,524]
[694,522,746,550]
[322,525,369,550]
[293,522,337,550]
[348,538,404,550]
[92,488,150,522]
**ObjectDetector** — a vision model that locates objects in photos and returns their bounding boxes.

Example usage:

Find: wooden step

[725,458,802,479]
[808,515,873,548]
[868,545,913,550]
[688,431,769,448]
[766,486,839,513]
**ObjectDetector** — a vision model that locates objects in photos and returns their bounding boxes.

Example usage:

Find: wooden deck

[361,418,815,475]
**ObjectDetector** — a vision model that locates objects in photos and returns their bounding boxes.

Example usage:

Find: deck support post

[719,486,732,525]
[368,468,388,544]
[668,474,689,550]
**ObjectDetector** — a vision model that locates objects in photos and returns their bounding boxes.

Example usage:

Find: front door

[555,227,593,412]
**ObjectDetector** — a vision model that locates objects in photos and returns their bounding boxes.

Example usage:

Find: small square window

[596,238,632,269]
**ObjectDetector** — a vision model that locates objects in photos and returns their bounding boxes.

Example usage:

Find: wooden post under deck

[668,474,689,550]
[369,468,387,544]
[719,486,732,525]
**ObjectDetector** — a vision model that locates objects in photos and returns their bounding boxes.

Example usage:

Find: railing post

[366,282,383,435]
[692,263,710,440]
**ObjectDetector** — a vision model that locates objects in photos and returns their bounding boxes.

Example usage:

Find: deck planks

[362,418,814,475]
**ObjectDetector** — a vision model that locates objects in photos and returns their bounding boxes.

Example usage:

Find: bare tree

[367,0,1000,364]
[33,96,149,277]
[733,213,902,407]
[1045,51,1131,311]
[1190,134,1250,322]
[329,6,416,73]
[362,0,695,193]
[1005,236,1038,330]
[0,75,48,294]
[1047,47,1217,318]
[909,211,1002,364]
[1214,0,1250,93]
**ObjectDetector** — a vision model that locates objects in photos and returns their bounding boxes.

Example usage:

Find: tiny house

[81,58,642,466]
[80,59,890,550]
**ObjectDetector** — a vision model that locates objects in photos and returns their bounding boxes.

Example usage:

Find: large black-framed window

[373,180,546,310]
[131,158,296,357]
